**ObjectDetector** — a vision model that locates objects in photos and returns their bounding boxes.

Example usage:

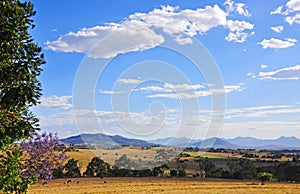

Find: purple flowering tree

[20,132,67,181]
[0,132,67,193]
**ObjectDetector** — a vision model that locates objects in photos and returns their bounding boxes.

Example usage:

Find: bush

[178,169,186,177]
[170,169,177,177]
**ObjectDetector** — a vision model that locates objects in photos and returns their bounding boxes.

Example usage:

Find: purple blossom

[20,132,67,181]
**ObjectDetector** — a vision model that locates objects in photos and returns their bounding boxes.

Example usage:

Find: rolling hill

[61,133,300,150]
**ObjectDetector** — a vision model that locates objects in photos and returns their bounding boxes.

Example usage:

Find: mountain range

[60,133,300,150]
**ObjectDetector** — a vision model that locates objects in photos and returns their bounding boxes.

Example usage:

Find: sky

[30,0,300,140]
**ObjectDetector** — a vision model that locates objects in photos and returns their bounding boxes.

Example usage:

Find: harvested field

[28,177,300,194]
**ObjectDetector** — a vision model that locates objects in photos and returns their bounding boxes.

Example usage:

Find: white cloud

[246,72,256,78]
[225,20,254,43]
[226,20,254,32]
[258,38,297,49]
[117,78,142,84]
[46,26,164,59]
[164,83,205,91]
[38,95,72,109]
[46,5,254,58]
[224,0,251,17]
[226,105,300,119]
[258,64,300,80]
[286,13,300,24]
[261,64,268,69]
[270,6,287,15]
[224,0,235,13]
[235,3,251,17]
[146,84,243,99]
[221,120,300,139]
[271,25,284,33]
[286,0,300,13]
[225,31,252,43]
[270,0,300,25]
[100,90,124,95]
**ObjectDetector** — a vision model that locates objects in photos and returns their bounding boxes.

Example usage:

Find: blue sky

[31,0,300,140]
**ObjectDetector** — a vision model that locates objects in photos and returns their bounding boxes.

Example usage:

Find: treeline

[195,158,300,182]
[52,155,300,182]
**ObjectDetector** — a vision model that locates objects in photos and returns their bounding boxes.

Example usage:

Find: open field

[28,177,300,194]
[66,147,181,172]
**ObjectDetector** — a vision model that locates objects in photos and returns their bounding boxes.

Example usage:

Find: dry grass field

[28,177,300,194]
[66,147,181,172]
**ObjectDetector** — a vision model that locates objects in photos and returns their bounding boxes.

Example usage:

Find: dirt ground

[28,177,300,194]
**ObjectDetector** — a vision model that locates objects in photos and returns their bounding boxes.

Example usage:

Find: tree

[226,159,257,180]
[178,169,186,177]
[85,157,109,177]
[0,133,66,193]
[0,0,45,150]
[170,169,177,177]
[64,159,81,178]
[258,172,273,185]
[114,154,138,170]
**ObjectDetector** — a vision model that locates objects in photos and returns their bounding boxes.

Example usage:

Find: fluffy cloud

[270,0,300,25]
[46,4,254,58]
[286,0,300,13]
[246,72,256,78]
[130,5,227,37]
[100,90,124,95]
[270,6,287,15]
[286,13,300,24]
[135,83,205,93]
[225,20,254,42]
[224,0,251,17]
[258,64,300,80]
[271,25,284,33]
[261,64,268,69]
[146,84,243,99]
[258,38,297,49]
[46,26,164,59]
[38,103,300,139]
[226,105,300,119]
[117,78,142,84]
[38,95,72,109]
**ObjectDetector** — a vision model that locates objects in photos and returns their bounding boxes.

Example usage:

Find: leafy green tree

[226,159,257,180]
[64,159,81,178]
[258,172,273,185]
[0,133,66,193]
[170,169,177,177]
[85,157,109,177]
[274,163,300,182]
[152,166,164,177]
[0,0,45,150]
[52,166,64,179]
[0,145,28,194]
[114,154,138,170]
[178,169,186,177]
[200,159,217,177]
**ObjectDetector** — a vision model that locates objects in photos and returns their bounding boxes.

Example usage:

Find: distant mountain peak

[61,133,300,150]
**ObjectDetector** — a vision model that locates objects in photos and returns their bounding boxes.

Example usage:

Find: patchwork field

[28,177,300,194]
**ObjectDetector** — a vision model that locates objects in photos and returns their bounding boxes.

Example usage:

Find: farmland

[28,177,300,194]
[64,146,300,174]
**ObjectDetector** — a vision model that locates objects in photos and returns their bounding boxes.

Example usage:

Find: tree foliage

[64,159,81,178]
[258,172,273,185]
[226,159,257,180]
[0,133,66,194]
[114,154,138,170]
[0,0,45,150]
[85,157,109,177]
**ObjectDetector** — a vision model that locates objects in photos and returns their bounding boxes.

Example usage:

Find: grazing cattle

[77,181,80,184]
[42,182,48,185]
[65,179,74,184]
[104,181,107,184]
